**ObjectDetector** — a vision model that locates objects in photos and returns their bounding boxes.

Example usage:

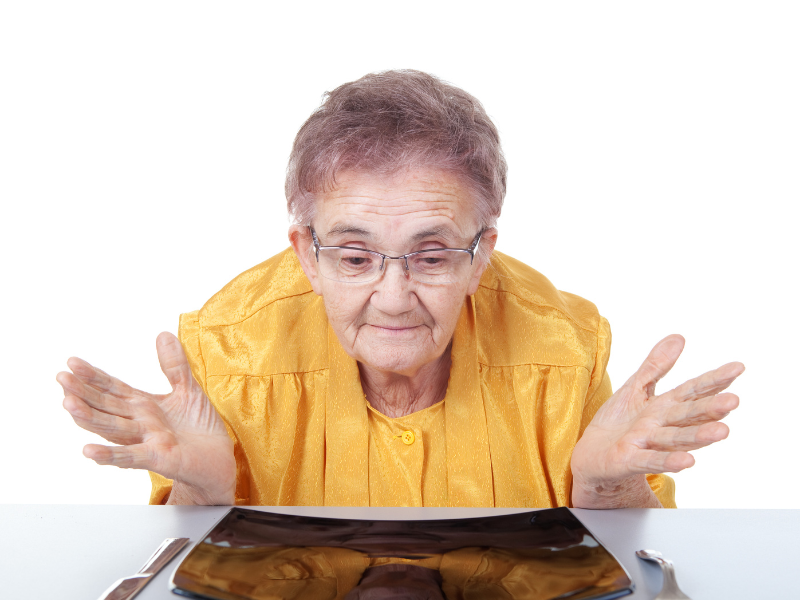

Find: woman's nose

[381,256,412,280]
[370,258,416,313]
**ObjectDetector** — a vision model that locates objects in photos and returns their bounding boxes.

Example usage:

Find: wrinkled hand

[571,334,744,508]
[58,332,235,505]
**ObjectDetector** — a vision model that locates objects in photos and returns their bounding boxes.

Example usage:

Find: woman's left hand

[571,334,744,508]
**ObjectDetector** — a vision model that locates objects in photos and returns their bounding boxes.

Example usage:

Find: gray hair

[285,70,507,230]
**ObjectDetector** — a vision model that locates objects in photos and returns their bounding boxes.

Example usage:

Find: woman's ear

[466,228,498,296]
[289,225,324,296]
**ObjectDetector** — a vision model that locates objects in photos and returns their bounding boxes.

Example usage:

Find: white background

[1,2,797,507]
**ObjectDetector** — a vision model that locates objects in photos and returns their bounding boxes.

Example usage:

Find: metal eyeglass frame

[309,226,484,283]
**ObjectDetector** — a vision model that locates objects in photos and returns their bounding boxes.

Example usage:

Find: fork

[635,549,692,600]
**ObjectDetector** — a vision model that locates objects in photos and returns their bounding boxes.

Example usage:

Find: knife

[97,537,190,600]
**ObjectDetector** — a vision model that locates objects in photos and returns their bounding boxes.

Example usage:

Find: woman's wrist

[571,473,662,509]
[167,479,235,506]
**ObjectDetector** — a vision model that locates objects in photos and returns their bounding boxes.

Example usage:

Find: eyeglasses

[309,226,484,284]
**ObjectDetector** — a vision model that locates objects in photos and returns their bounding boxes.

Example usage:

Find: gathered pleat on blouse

[149,249,675,508]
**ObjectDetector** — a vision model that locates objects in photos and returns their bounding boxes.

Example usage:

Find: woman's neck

[359,345,452,418]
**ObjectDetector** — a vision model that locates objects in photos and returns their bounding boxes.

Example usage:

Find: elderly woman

[58,70,742,509]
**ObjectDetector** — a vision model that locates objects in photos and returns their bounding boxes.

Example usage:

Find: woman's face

[290,169,496,377]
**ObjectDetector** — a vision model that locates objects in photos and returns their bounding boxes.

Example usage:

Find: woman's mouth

[368,324,422,336]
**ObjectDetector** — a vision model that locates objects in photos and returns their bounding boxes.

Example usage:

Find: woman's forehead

[322,222,465,246]
[315,169,479,241]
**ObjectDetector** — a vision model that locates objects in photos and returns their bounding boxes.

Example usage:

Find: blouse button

[401,430,415,445]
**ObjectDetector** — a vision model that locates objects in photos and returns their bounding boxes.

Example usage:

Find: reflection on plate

[172,507,633,600]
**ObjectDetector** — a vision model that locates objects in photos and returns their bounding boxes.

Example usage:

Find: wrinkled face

[290,169,495,377]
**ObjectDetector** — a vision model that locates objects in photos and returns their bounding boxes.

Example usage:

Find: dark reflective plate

[172,507,633,600]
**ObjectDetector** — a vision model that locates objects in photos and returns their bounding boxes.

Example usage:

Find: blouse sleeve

[577,317,677,508]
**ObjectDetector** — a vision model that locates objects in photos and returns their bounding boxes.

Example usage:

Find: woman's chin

[354,343,439,377]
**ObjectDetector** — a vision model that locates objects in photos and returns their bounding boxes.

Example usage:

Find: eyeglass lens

[317,248,471,283]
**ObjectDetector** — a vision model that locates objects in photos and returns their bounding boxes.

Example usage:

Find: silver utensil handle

[139,537,190,575]
[654,557,684,597]
[97,575,151,600]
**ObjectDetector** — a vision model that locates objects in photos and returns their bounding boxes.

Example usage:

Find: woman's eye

[345,257,368,266]
[338,251,376,270]
[411,253,451,271]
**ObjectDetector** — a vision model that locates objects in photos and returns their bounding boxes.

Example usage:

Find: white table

[4,505,796,599]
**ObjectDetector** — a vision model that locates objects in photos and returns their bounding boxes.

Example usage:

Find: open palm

[58,332,235,504]
[571,335,743,505]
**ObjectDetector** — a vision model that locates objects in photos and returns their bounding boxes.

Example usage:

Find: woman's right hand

[57,332,235,505]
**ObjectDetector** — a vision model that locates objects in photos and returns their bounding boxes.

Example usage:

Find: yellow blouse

[149,249,675,507]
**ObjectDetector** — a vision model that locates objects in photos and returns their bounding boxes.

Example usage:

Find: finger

[56,371,135,417]
[631,334,686,396]
[646,421,729,452]
[65,356,137,398]
[63,395,143,445]
[661,393,739,427]
[664,361,745,404]
[156,332,193,390]
[83,442,156,471]
[630,448,696,474]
